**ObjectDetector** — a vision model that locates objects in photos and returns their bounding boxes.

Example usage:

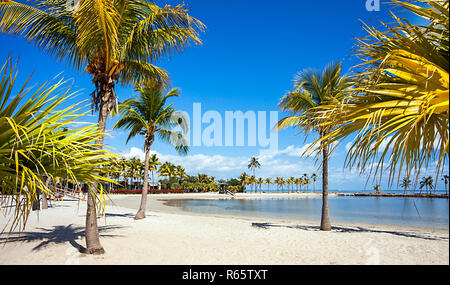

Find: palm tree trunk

[84,93,110,255]
[41,176,51,210]
[135,142,152,220]
[320,142,331,231]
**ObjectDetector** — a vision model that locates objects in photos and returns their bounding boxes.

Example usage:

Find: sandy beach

[0,193,448,265]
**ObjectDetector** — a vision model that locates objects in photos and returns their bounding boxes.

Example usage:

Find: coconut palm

[0,0,204,254]
[264,178,272,193]
[176,165,188,184]
[400,177,412,194]
[372,185,382,194]
[148,154,160,190]
[442,175,449,195]
[0,59,117,239]
[311,173,318,192]
[114,84,189,219]
[304,177,311,192]
[256,177,264,193]
[248,175,256,193]
[248,156,261,189]
[307,0,449,186]
[278,61,353,231]
[239,172,248,192]
[420,176,434,194]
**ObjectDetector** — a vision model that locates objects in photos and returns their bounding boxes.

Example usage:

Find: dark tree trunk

[84,80,113,255]
[135,140,152,220]
[320,140,332,231]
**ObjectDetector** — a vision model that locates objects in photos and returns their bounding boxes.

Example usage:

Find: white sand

[0,193,448,265]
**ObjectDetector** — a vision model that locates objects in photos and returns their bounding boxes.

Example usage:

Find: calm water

[171,196,449,229]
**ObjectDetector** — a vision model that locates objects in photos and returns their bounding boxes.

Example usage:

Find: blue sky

[0,0,447,191]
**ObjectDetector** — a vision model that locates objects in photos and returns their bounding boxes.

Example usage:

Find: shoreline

[0,193,448,265]
[106,192,449,233]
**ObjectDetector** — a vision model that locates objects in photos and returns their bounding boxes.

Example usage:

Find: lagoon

[170,196,449,229]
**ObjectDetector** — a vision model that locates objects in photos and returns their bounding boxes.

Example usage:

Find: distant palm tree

[256,178,264,193]
[420,176,434,194]
[372,185,382,194]
[148,154,161,190]
[400,177,412,194]
[248,176,256,193]
[264,178,272,193]
[442,175,449,195]
[278,61,352,231]
[274,177,282,192]
[114,84,189,219]
[248,157,261,190]
[311,173,318,193]
[239,173,249,192]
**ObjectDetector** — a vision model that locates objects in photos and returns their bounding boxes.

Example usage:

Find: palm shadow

[251,222,448,241]
[0,224,125,252]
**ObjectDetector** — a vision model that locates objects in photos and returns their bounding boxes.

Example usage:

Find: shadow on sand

[251,222,448,241]
[0,224,125,252]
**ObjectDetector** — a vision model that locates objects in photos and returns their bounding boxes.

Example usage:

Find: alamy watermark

[169,103,279,153]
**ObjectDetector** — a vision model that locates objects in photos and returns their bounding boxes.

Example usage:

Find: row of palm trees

[399,175,449,195]
[238,172,318,193]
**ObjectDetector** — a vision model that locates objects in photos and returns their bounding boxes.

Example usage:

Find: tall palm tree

[256,177,264,194]
[239,172,248,192]
[0,0,205,254]
[248,156,261,189]
[248,175,256,193]
[287,177,295,194]
[311,173,318,192]
[148,154,160,190]
[400,177,412,194]
[306,0,449,187]
[114,84,189,220]
[420,176,434,194]
[264,178,272,193]
[442,175,449,195]
[278,61,353,231]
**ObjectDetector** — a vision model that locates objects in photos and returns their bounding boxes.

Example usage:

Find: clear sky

[0,0,447,191]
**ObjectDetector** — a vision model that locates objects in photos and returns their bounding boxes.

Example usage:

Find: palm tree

[372,185,382,194]
[114,84,189,220]
[148,154,161,190]
[278,61,353,231]
[442,175,449,195]
[400,177,412,194]
[0,0,205,254]
[307,0,449,187]
[239,172,248,192]
[176,165,189,184]
[311,173,318,192]
[264,178,272,193]
[0,59,117,238]
[287,177,295,194]
[420,176,434,194]
[248,156,261,190]
[248,176,256,193]
[274,177,282,192]
[256,177,264,194]
[304,177,311,192]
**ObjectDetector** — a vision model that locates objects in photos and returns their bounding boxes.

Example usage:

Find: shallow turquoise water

[175,196,449,229]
